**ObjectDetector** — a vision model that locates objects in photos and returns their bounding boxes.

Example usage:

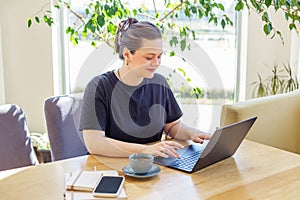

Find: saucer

[122,165,161,178]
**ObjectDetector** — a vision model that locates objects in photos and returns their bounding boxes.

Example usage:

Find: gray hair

[114,18,162,59]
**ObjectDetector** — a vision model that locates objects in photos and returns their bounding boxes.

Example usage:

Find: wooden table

[1,140,300,200]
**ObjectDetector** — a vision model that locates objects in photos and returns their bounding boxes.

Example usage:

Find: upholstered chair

[44,93,88,161]
[0,104,38,171]
[220,89,300,154]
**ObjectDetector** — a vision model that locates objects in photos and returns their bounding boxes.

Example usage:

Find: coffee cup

[129,153,154,174]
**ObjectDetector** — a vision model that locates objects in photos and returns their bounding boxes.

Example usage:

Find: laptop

[154,116,257,173]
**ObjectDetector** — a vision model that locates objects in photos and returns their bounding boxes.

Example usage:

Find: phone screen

[94,176,124,194]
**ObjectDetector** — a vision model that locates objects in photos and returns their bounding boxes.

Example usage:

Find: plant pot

[37,149,52,163]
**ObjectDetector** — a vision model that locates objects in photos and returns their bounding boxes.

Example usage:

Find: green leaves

[91,41,97,48]
[157,0,234,50]
[43,15,54,26]
[27,18,32,28]
[221,19,226,29]
[263,23,272,35]
[245,0,300,42]
[85,8,90,15]
[265,0,272,8]
[169,36,178,47]
[173,67,203,99]
[251,63,299,98]
[262,12,269,22]
[35,16,40,24]
[235,1,244,11]
[65,26,74,34]
[251,74,269,98]
[107,21,117,34]
[97,15,105,27]
[178,67,187,77]
[180,39,186,52]
[289,23,296,31]
[192,87,202,99]
[28,14,52,28]
[27,0,300,48]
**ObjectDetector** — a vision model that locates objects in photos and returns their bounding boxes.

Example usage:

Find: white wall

[0,23,5,104]
[0,0,54,133]
[291,31,300,77]
[245,9,292,99]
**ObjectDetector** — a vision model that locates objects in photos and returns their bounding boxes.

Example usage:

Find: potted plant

[250,63,299,98]
[30,132,52,163]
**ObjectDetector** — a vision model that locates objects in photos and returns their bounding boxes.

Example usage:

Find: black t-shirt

[80,71,183,144]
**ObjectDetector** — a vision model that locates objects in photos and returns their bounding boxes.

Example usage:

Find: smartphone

[92,176,125,197]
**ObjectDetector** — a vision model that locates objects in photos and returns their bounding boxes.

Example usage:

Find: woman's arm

[164,119,211,143]
[83,130,184,158]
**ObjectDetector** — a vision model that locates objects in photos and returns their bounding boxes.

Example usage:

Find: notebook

[154,116,257,173]
[66,170,103,191]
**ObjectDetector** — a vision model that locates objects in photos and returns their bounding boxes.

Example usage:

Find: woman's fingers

[191,132,212,143]
[155,150,169,158]
[145,141,185,158]
[158,141,184,158]
[203,133,212,139]
[158,147,176,158]
[192,136,204,144]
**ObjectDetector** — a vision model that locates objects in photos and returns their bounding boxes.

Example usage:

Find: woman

[80,18,210,159]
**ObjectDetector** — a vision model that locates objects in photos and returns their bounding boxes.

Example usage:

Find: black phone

[92,176,125,197]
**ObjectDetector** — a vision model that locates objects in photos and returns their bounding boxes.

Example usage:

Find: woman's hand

[165,119,213,144]
[142,141,184,158]
[190,131,212,144]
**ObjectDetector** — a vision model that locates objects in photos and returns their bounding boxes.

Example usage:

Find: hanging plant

[27,0,300,48]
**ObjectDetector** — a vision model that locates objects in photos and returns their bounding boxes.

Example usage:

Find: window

[59,0,238,130]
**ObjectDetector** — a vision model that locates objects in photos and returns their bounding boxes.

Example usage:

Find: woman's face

[127,39,163,79]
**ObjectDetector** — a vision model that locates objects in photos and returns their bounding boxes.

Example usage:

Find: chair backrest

[44,93,88,161]
[220,89,300,154]
[0,104,38,171]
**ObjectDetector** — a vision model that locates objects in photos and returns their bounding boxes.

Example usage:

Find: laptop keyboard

[171,149,204,170]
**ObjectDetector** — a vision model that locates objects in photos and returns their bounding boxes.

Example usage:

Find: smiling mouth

[147,69,156,72]
[147,67,157,71]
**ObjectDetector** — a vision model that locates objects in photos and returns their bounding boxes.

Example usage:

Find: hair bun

[117,18,139,35]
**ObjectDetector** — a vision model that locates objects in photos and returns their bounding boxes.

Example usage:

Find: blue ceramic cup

[129,153,154,174]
